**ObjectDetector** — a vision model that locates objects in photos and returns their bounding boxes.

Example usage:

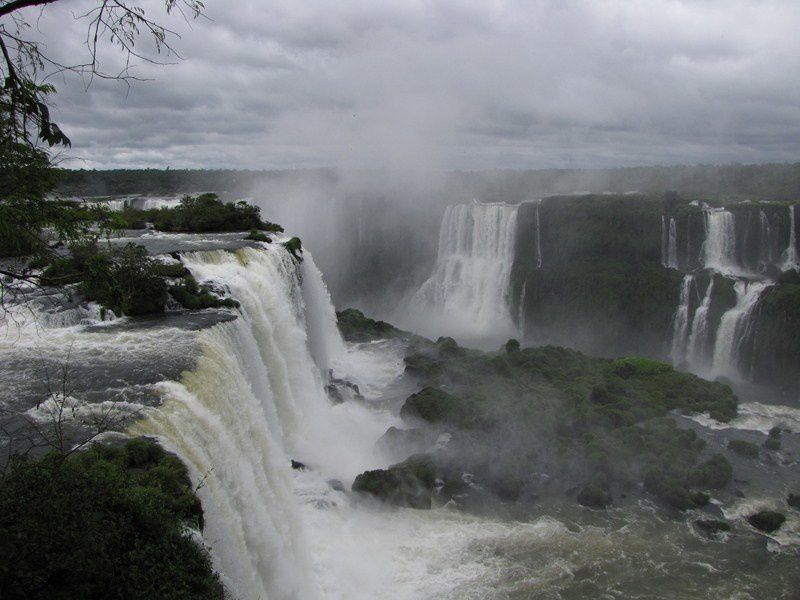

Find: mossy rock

[693,519,731,538]
[336,308,402,342]
[747,510,786,533]
[283,236,303,260]
[400,387,467,426]
[728,439,759,459]
[352,454,436,509]
[577,484,611,508]
[246,229,271,243]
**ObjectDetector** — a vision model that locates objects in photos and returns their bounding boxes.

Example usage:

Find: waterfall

[667,217,678,269]
[759,210,773,268]
[534,200,543,268]
[686,278,715,366]
[669,274,694,362]
[131,245,395,600]
[710,280,770,379]
[702,209,737,273]
[782,205,798,270]
[662,216,678,269]
[408,202,519,342]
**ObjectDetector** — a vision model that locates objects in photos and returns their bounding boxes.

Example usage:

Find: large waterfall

[130,246,401,599]
[404,202,519,343]
[702,209,737,273]
[710,280,771,379]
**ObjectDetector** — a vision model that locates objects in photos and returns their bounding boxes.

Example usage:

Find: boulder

[747,510,786,533]
[352,454,437,509]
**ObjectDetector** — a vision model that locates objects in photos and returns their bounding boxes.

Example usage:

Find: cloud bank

[25,0,800,169]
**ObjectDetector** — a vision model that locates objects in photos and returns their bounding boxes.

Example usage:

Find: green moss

[336,308,403,342]
[0,440,221,599]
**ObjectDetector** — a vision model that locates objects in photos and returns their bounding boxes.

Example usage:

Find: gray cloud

[21,0,800,169]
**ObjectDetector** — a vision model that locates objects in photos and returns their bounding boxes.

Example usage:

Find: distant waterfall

[703,209,737,273]
[686,278,715,366]
[408,203,519,342]
[782,205,798,270]
[710,280,770,379]
[534,200,543,268]
[661,216,678,269]
[759,210,774,268]
[670,274,694,362]
[132,246,389,600]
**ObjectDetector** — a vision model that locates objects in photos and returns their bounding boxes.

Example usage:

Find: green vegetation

[283,236,303,260]
[381,338,739,510]
[40,241,238,316]
[169,276,239,311]
[246,229,272,242]
[511,194,685,358]
[352,454,436,509]
[115,193,283,234]
[0,439,223,600]
[728,439,760,459]
[336,307,405,342]
[747,283,800,389]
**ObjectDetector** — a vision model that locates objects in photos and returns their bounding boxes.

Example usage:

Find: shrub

[0,441,222,599]
[686,454,733,489]
[728,439,759,459]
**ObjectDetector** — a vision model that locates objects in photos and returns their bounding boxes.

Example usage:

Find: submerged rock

[747,510,786,533]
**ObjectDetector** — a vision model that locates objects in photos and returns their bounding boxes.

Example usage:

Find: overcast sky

[23,0,800,170]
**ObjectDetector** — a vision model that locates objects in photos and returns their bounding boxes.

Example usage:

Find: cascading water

[661,216,678,269]
[759,210,773,269]
[131,245,400,599]
[685,278,714,367]
[703,209,737,273]
[710,280,770,379]
[534,200,543,268]
[782,205,798,270]
[669,274,694,362]
[405,202,519,343]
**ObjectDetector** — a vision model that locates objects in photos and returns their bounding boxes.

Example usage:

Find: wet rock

[577,484,611,509]
[352,454,436,509]
[787,493,800,510]
[327,479,345,492]
[747,510,786,533]
[375,426,437,458]
[290,460,307,471]
[693,519,731,538]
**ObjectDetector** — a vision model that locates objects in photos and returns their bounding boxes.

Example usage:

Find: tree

[0,0,205,294]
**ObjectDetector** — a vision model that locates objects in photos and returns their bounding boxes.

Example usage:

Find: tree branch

[0,0,60,20]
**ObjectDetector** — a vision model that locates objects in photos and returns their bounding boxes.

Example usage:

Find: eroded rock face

[352,454,436,509]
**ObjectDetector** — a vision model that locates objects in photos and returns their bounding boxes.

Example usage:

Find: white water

[662,216,678,269]
[685,278,715,367]
[759,210,774,268]
[131,246,403,599]
[534,200,543,268]
[782,205,798,270]
[669,274,694,362]
[702,209,738,273]
[405,203,519,343]
[710,280,770,379]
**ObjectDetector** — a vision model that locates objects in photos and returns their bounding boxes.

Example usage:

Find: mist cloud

[25,0,800,169]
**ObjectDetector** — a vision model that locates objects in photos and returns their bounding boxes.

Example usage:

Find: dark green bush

[0,440,222,600]
[728,439,760,459]
[748,510,786,533]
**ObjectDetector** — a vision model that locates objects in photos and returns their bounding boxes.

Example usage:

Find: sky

[19,0,800,170]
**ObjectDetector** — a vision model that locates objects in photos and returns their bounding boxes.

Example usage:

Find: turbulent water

[402,202,519,345]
